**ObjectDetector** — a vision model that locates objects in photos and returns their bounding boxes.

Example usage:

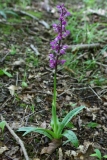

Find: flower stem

[52,71,58,134]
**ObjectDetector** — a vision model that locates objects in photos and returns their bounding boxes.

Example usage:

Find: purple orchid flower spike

[49,4,70,71]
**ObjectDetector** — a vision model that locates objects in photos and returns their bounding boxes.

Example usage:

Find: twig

[67,43,101,51]
[71,52,88,64]
[96,62,107,67]
[0,52,9,63]
[30,44,40,56]
[89,86,102,101]
[23,109,46,119]
[23,90,52,96]
[1,96,12,108]
[1,115,29,160]
[87,8,107,18]
[16,72,19,86]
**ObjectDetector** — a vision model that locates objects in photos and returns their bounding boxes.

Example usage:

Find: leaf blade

[94,149,102,160]
[58,106,85,134]
[62,130,79,147]
[0,121,6,132]
[18,127,55,139]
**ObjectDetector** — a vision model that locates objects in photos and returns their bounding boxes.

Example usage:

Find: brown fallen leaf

[5,146,19,156]
[40,121,46,129]
[40,0,50,12]
[65,141,94,160]
[12,59,25,66]
[7,85,18,96]
[41,139,62,155]
[0,146,8,155]
[76,141,94,160]
[58,148,63,160]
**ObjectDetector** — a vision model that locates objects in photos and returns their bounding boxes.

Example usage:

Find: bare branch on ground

[1,115,29,160]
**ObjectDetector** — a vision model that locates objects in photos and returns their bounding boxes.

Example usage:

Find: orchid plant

[18,4,85,148]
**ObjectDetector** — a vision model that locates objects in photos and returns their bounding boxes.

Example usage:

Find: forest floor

[0,0,107,160]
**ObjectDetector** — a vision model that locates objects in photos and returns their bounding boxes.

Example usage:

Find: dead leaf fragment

[5,146,19,156]
[7,85,18,96]
[40,121,46,129]
[65,141,94,160]
[40,0,50,12]
[65,150,77,157]
[0,146,8,154]
[41,139,62,154]
[10,121,22,130]
[58,148,63,160]
[102,125,107,133]
[13,59,25,66]
[103,51,107,58]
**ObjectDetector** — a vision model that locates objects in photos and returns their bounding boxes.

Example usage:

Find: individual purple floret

[49,4,70,70]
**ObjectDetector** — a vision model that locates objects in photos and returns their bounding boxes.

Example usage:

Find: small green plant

[90,149,107,159]
[22,81,28,88]
[90,75,106,86]
[0,9,18,19]
[83,0,96,8]
[0,121,6,139]
[26,48,39,67]
[30,105,35,113]
[18,4,85,149]
[10,45,17,55]
[0,69,13,77]
[18,0,31,8]
[84,59,96,70]
[87,122,99,128]
[27,11,43,19]
[21,72,28,88]
[0,121,6,133]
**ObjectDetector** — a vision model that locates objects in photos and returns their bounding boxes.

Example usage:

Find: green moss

[0,25,14,34]
[8,18,22,23]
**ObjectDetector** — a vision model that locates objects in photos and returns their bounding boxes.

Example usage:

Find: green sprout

[90,149,107,160]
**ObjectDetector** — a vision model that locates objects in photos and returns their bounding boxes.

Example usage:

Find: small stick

[96,62,107,67]
[0,52,9,63]
[16,72,19,86]
[67,43,101,51]
[30,44,40,56]
[87,8,107,18]
[1,115,29,160]
[89,86,102,101]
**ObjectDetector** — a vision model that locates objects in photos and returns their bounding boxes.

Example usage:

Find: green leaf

[90,153,98,158]
[5,10,18,17]
[0,121,6,132]
[62,130,79,147]
[87,122,99,128]
[22,81,28,88]
[0,69,12,77]
[58,106,85,134]
[103,155,107,158]
[50,118,54,129]
[18,127,55,139]
[3,70,13,77]
[0,10,7,19]
[0,69,4,76]
[18,127,36,134]
[90,149,102,160]
[65,122,74,128]
[94,149,102,160]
